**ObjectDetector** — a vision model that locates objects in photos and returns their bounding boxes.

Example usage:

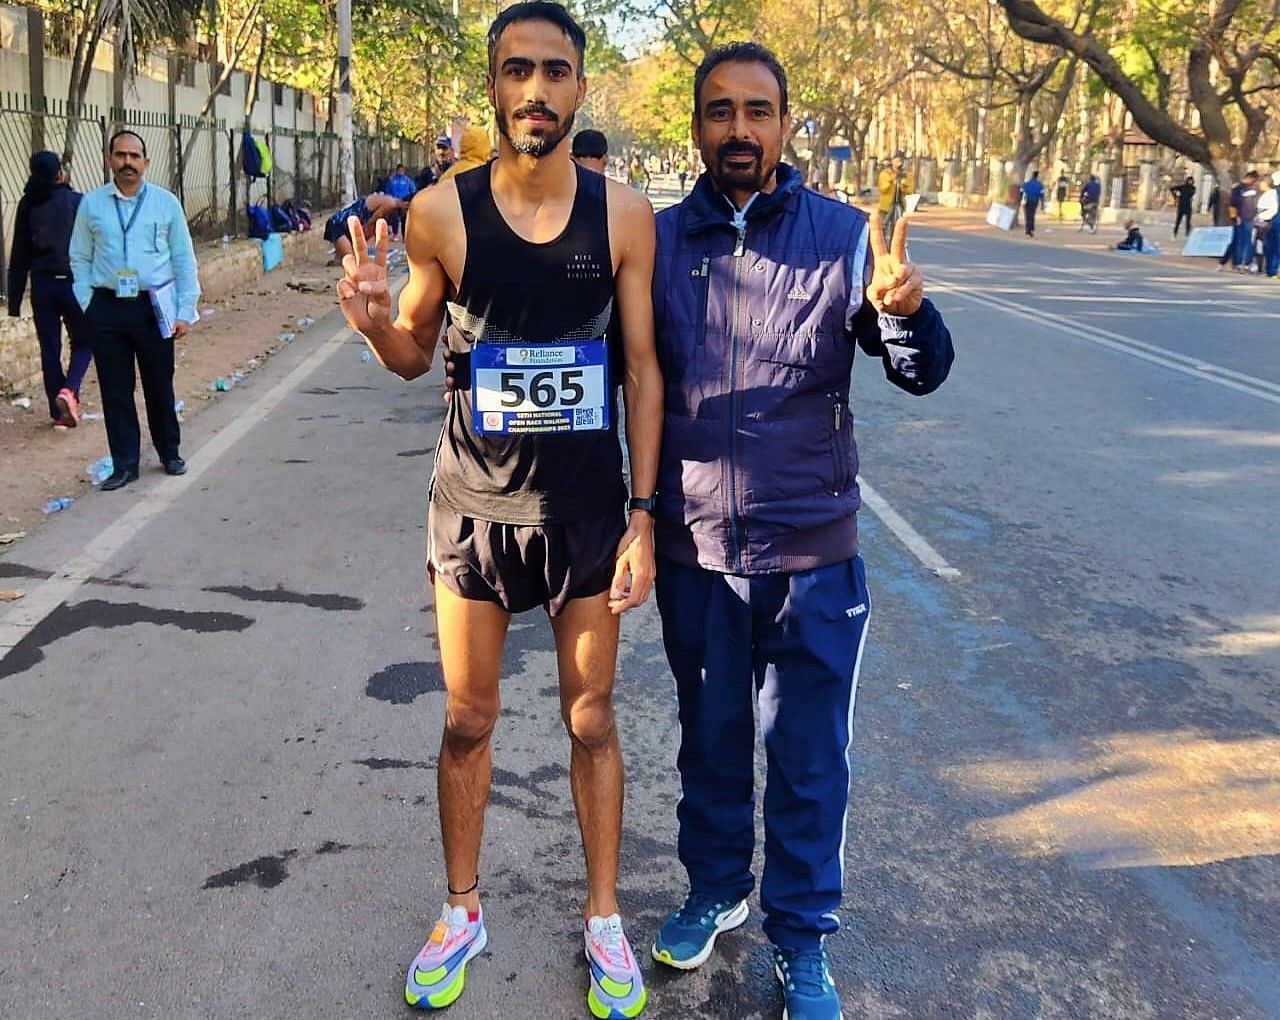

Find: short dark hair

[109,129,147,158]
[571,129,608,159]
[693,42,788,119]
[488,1,586,78]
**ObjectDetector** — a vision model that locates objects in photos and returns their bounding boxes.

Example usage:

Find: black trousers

[89,288,180,471]
[1173,208,1192,236]
[1024,199,1038,235]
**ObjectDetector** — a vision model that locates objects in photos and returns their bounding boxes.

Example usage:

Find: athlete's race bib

[472,339,609,435]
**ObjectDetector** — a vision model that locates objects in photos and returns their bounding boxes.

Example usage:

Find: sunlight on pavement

[1138,426,1280,449]
[1191,615,1280,656]
[943,730,1280,869]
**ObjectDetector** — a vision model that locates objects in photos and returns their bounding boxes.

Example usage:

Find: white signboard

[1181,226,1234,257]
[986,203,1016,231]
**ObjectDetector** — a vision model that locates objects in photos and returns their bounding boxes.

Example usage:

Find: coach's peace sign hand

[867,214,924,316]
[337,217,392,337]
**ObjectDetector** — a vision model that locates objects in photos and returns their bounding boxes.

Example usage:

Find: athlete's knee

[443,696,499,749]
[562,694,617,752]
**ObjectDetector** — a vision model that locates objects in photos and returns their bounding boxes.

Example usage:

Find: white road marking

[858,475,961,580]
[931,279,1280,405]
[0,310,375,660]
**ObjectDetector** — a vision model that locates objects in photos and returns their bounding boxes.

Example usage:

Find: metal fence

[1,92,425,300]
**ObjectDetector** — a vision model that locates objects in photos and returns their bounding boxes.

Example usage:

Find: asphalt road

[2,213,1277,1020]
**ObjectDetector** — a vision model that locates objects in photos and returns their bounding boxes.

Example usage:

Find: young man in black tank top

[336,3,661,1016]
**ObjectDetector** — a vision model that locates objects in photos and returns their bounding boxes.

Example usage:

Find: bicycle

[1079,200,1099,234]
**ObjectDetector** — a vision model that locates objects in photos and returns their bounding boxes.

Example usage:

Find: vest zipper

[727,240,747,571]
[695,255,711,346]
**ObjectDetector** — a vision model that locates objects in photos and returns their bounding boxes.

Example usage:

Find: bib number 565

[500,369,585,408]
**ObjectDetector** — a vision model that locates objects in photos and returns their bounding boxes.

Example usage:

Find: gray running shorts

[428,503,626,616]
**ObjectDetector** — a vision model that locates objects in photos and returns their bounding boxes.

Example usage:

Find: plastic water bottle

[220,234,230,248]
[42,497,74,515]
[360,350,373,363]
[86,455,114,485]
[277,332,296,343]
[173,399,185,415]
[297,316,314,330]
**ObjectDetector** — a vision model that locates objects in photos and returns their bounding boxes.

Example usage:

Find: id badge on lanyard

[113,186,148,299]
[471,339,610,435]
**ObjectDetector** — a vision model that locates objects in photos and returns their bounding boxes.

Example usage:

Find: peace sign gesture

[867,212,924,317]
[336,216,393,339]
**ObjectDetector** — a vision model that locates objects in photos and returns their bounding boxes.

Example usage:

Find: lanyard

[112,184,148,263]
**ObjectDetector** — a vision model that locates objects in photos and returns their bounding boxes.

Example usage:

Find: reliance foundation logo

[506,346,573,366]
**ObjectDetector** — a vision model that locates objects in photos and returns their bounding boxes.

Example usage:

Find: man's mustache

[717,141,763,162]
[514,103,559,122]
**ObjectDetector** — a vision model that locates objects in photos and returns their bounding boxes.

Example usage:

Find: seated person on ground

[1116,218,1144,252]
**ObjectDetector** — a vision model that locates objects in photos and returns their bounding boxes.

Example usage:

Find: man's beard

[496,101,575,158]
[709,140,770,193]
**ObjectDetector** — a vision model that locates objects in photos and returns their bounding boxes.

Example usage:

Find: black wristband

[628,495,657,513]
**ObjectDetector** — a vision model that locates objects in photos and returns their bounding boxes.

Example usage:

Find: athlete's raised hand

[609,518,655,615]
[337,217,392,338]
[867,214,924,316]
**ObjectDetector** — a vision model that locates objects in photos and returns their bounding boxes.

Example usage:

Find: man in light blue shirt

[70,129,200,490]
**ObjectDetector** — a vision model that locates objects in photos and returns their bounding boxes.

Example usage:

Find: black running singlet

[430,162,626,525]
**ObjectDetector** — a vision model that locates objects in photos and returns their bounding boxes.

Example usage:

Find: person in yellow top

[439,124,493,182]
[876,151,914,244]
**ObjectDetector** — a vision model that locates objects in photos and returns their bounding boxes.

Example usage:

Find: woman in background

[6,150,94,428]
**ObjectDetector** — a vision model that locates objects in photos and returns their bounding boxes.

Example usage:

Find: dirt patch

[0,244,340,542]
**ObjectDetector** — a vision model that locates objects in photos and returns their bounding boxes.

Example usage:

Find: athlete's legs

[550,591,623,919]
[433,576,511,913]
[333,234,355,260]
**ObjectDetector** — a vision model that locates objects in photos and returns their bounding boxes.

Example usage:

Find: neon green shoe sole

[588,981,647,1018]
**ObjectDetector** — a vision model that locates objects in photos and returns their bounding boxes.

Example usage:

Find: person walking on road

[1225,171,1260,271]
[1021,170,1046,237]
[1054,172,1069,221]
[336,3,662,1017]
[876,150,914,246]
[1170,175,1196,238]
[6,150,94,429]
[69,130,199,491]
[383,163,417,240]
[1255,174,1277,277]
[647,42,954,1020]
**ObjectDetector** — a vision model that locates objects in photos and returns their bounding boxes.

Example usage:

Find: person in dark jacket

[1170,175,1196,237]
[6,150,94,427]
[647,42,953,1020]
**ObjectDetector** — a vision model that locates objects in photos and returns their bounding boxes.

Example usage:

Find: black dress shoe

[101,469,139,491]
[163,457,187,476]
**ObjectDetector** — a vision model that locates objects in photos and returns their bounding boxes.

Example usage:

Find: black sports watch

[628,494,657,513]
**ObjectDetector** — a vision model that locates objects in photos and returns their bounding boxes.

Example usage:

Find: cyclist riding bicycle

[1079,174,1101,233]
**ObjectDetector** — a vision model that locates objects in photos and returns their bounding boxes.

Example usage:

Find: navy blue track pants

[656,554,871,950]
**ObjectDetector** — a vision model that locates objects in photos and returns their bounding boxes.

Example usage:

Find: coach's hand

[609,514,655,614]
[867,214,924,316]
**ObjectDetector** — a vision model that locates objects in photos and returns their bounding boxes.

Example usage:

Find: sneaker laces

[777,947,832,998]
[587,914,629,968]
[674,892,731,928]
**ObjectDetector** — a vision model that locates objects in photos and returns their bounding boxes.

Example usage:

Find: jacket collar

[680,162,804,235]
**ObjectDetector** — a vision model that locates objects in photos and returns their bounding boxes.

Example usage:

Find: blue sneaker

[651,893,749,970]
[773,945,843,1020]
[404,903,488,1009]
